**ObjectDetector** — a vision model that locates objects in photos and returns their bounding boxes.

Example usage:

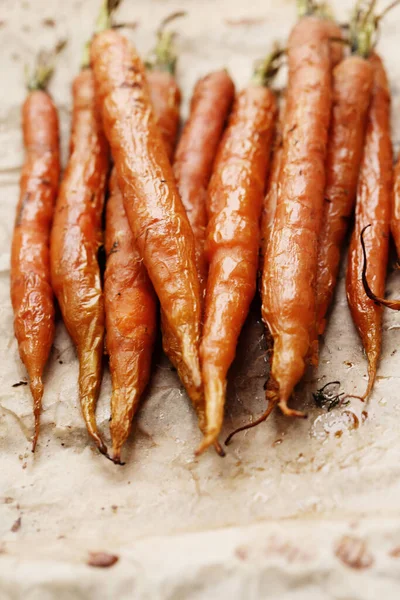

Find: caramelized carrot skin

[50,69,109,453]
[173,70,235,297]
[261,17,332,410]
[147,70,181,162]
[11,90,59,447]
[316,56,373,335]
[260,99,285,268]
[346,54,392,398]
[105,170,157,460]
[91,31,202,410]
[200,86,276,444]
[391,154,400,257]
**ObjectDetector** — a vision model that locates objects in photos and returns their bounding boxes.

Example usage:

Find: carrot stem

[145,12,186,74]
[251,44,284,87]
[25,41,66,91]
[81,0,122,69]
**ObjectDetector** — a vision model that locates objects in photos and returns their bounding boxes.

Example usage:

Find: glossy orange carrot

[11,56,60,451]
[261,13,333,418]
[197,52,279,452]
[316,56,373,335]
[173,70,235,298]
[145,19,182,161]
[392,158,400,258]
[106,30,182,463]
[346,53,392,399]
[50,67,109,456]
[90,31,203,431]
[259,97,285,269]
[105,170,157,463]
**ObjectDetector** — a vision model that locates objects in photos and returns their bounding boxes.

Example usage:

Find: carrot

[197,50,280,453]
[105,170,157,463]
[106,22,183,463]
[392,158,400,258]
[10,51,60,451]
[50,4,114,457]
[260,97,285,269]
[145,13,184,161]
[173,70,235,298]
[316,56,373,335]
[346,53,392,399]
[90,31,204,435]
[260,8,334,419]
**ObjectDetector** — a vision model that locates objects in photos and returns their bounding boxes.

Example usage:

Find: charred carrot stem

[346,54,392,400]
[11,52,60,451]
[361,225,400,310]
[91,31,203,437]
[316,56,373,335]
[197,50,279,454]
[261,15,334,418]
[173,70,235,299]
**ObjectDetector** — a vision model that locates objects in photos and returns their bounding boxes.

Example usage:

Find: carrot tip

[195,431,218,456]
[278,401,307,419]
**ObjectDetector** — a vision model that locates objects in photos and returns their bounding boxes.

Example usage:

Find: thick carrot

[50,68,109,456]
[10,58,60,451]
[106,28,182,463]
[197,53,278,453]
[105,170,157,463]
[261,15,333,417]
[316,56,373,335]
[173,70,235,298]
[346,53,392,399]
[90,31,203,431]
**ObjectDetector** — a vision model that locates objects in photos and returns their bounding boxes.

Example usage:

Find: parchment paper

[1,0,400,598]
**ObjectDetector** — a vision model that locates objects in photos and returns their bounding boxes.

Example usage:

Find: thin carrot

[50,3,113,457]
[261,6,334,419]
[11,50,60,451]
[145,13,183,161]
[347,50,392,399]
[105,170,157,464]
[259,97,285,270]
[316,57,373,335]
[106,22,183,463]
[197,49,279,453]
[90,31,204,435]
[173,70,235,298]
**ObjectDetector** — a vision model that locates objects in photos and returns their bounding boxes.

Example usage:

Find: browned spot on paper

[334,535,374,569]
[235,546,248,561]
[42,18,56,27]
[342,411,359,430]
[87,552,119,568]
[225,16,265,26]
[11,517,21,532]
[389,547,400,558]
[272,438,283,447]
[361,411,368,423]
[265,536,313,563]
[3,497,14,504]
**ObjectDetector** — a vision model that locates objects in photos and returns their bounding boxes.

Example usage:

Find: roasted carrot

[106,23,183,463]
[316,56,373,335]
[145,14,183,161]
[346,53,392,399]
[197,51,279,453]
[105,170,157,463]
[392,158,400,258]
[11,53,60,451]
[260,97,285,269]
[91,31,204,434]
[173,70,235,298]
[261,9,334,418]
[50,4,114,456]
